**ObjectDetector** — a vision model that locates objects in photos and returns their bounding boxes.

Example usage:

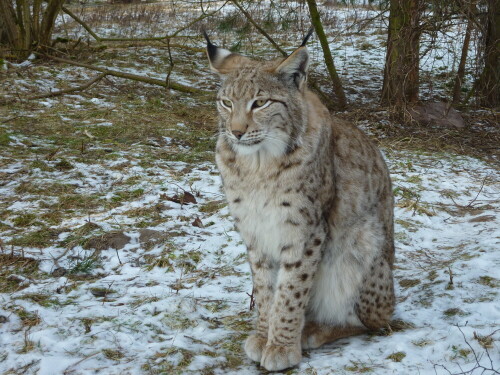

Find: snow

[0,143,498,374]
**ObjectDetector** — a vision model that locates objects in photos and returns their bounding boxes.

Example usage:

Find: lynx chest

[223,176,300,262]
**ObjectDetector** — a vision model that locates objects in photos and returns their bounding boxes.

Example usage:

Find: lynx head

[204,29,314,158]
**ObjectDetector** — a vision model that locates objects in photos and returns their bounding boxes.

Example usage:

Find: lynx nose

[232,130,245,140]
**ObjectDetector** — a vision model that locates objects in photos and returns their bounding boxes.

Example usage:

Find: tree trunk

[381,0,421,106]
[0,0,25,58]
[452,1,475,105]
[39,0,66,49]
[306,0,347,109]
[0,0,65,61]
[477,0,499,107]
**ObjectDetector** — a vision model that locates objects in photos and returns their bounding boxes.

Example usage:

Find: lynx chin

[204,30,395,372]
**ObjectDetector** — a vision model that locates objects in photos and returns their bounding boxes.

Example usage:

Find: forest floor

[1,2,499,375]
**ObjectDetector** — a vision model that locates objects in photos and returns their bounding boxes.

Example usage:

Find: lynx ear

[203,31,250,75]
[274,47,309,89]
[274,27,313,89]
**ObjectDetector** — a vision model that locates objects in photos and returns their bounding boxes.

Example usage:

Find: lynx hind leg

[356,256,395,329]
[301,322,366,349]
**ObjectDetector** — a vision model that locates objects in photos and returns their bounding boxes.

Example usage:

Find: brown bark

[0,0,66,60]
[39,0,66,49]
[306,0,347,109]
[452,2,475,105]
[0,0,23,57]
[477,0,499,107]
[381,0,422,106]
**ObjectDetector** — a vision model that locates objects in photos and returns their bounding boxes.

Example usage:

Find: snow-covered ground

[0,127,498,374]
[1,2,498,374]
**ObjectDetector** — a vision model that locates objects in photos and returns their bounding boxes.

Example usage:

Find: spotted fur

[205,36,395,372]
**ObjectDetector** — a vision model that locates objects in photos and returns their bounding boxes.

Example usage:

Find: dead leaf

[162,191,197,205]
[192,217,203,228]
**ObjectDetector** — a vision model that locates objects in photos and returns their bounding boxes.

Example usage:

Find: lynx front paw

[244,334,267,362]
[260,343,301,371]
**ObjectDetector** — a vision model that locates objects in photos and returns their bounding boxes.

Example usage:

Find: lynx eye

[221,99,232,108]
[252,99,269,109]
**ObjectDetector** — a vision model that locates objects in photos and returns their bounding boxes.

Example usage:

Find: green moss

[54,158,74,171]
[102,348,124,360]
[12,213,38,227]
[443,308,467,317]
[9,227,60,248]
[345,361,373,372]
[18,293,61,307]
[477,276,499,288]
[199,201,226,214]
[386,351,406,362]
[412,338,433,347]
[399,278,420,288]
[31,160,53,171]
[141,347,195,373]
[162,312,198,330]
[0,129,11,146]
[111,188,144,203]
[452,345,471,358]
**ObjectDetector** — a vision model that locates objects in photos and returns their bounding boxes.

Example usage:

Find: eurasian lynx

[204,31,395,371]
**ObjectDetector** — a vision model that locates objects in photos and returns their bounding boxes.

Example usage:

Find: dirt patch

[83,231,131,250]
[138,229,165,243]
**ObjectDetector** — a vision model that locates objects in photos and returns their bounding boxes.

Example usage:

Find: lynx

[204,30,395,371]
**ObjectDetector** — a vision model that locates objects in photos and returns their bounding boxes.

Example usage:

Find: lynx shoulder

[204,31,395,372]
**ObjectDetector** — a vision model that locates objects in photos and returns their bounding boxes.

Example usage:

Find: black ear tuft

[301,26,315,47]
[203,30,218,62]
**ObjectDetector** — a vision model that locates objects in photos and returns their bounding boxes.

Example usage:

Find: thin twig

[231,0,287,57]
[43,55,206,94]
[1,72,107,104]
[61,6,101,42]
[466,176,487,208]
[62,2,227,43]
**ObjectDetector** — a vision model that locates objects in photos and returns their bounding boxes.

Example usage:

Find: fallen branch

[1,72,107,104]
[61,6,101,42]
[44,55,206,94]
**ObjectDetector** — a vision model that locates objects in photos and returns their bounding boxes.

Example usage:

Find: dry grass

[339,107,500,163]
[0,253,41,293]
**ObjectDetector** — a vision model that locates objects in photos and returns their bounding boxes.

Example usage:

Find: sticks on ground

[44,55,205,94]
[0,72,108,104]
